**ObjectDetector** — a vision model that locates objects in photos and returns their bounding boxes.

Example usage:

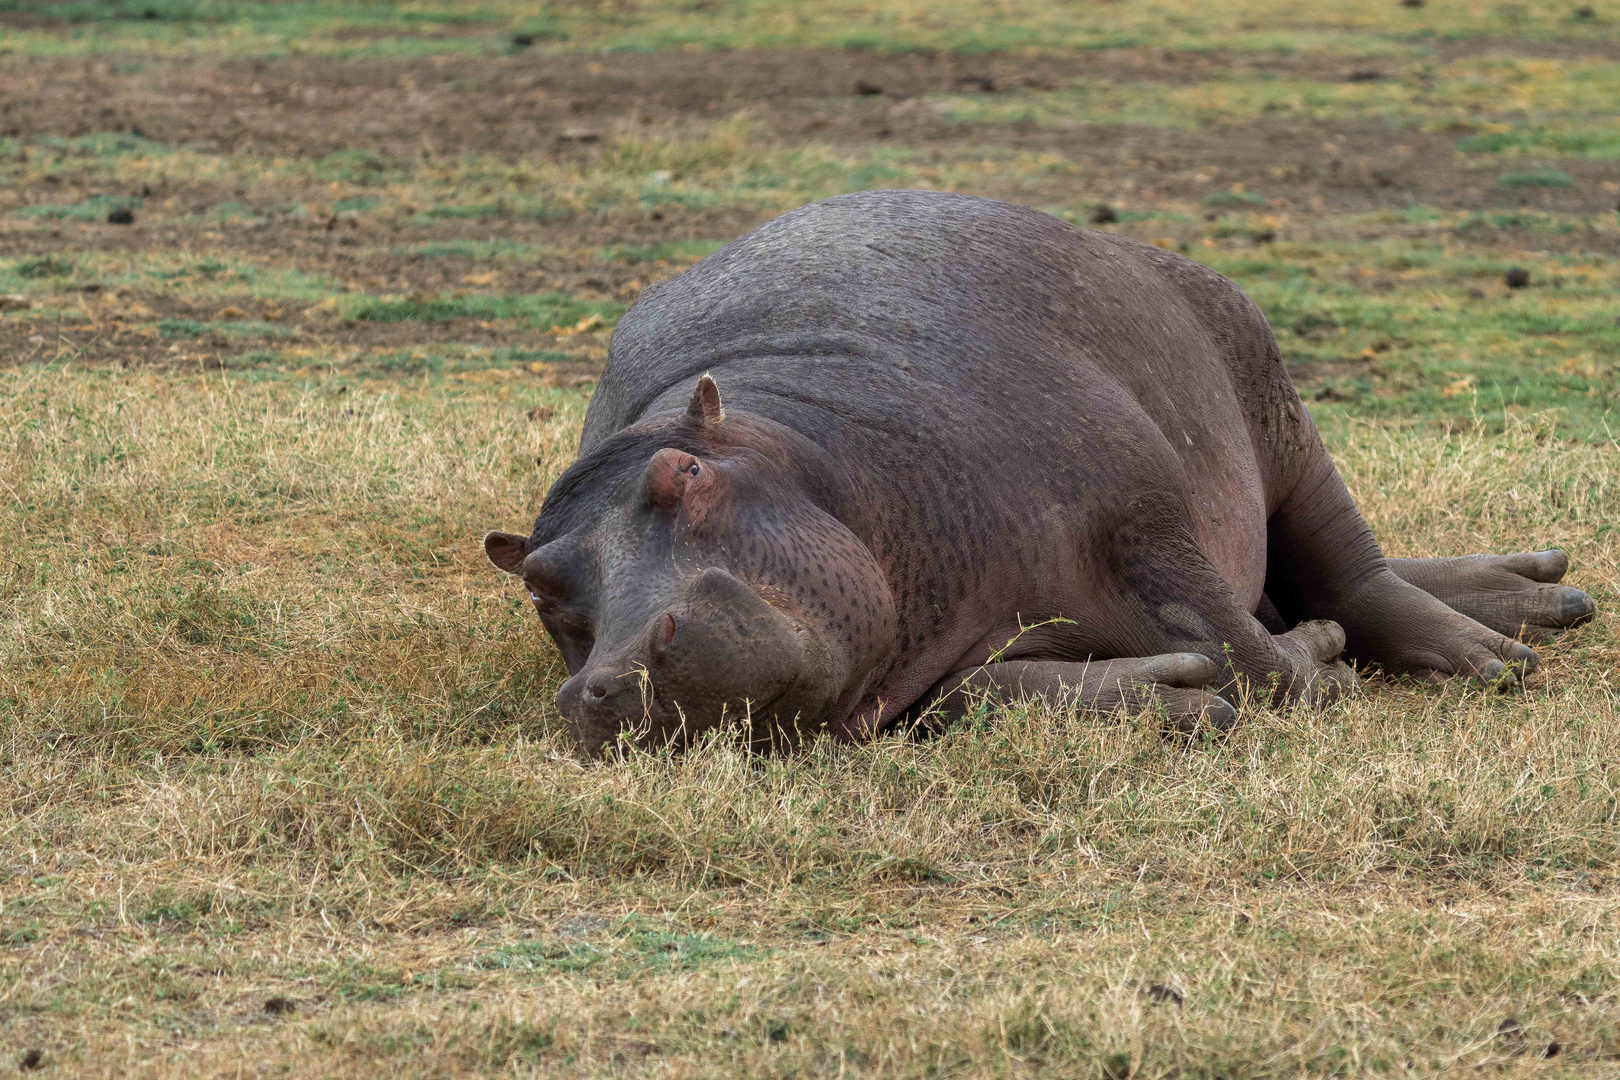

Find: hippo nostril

[588,682,608,699]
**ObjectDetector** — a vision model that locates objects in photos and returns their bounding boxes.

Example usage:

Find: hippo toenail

[1560,588,1596,624]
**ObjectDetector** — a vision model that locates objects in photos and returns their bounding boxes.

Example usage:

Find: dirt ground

[1,42,1614,377]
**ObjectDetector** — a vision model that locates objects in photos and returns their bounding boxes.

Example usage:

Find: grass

[18,195,141,221]
[1,0,1617,57]
[1,0,1620,1075]
[3,127,1616,429]
[2,349,1618,1080]
[1499,168,1576,187]
[337,290,621,328]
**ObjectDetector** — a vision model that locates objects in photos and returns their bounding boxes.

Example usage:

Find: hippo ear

[484,531,533,574]
[685,373,724,428]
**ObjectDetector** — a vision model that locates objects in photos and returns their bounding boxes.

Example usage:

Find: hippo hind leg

[921,654,1239,735]
[1385,551,1595,644]
[1255,552,1595,644]
[914,494,1368,734]
[1264,453,1545,683]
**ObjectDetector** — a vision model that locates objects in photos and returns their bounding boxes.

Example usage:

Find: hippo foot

[1387,549,1596,645]
[926,652,1237,734]
[1269,619,1359,706]
[1106,653,1239,734]
[1339,571,1542,687]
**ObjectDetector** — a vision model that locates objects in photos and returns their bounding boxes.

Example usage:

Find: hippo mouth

[649,678,793,739]
[729,683,792,729]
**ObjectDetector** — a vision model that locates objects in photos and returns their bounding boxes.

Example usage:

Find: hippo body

[488,190,1593,751]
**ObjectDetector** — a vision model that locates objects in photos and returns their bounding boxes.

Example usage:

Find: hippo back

[583,190,1258,451]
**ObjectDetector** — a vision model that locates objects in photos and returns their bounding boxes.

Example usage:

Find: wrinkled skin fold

[486,191,1595,753]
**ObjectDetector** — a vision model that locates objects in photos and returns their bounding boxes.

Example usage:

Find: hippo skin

[487,190,1594,752]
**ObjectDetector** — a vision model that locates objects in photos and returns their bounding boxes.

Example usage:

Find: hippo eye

[685,462,700,478]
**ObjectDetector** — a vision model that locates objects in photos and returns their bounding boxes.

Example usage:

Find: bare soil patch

[0,45,1613,388]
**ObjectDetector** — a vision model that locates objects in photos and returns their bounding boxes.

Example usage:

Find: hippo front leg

[921,653,1238,735]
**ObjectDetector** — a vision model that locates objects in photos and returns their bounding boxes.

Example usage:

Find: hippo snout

[660,567,809,714]
[557,566,823,752]
[557,663,655,753]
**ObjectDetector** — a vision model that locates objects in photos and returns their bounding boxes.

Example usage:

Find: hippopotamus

[485,190,1594,752]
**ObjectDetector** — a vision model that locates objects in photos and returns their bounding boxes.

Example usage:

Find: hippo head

[486,375,896,754]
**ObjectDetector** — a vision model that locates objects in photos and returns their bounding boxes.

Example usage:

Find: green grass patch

[1203,189,1268,208]
[13,255,77,279]
[338,291,620,329]
[157,318,299,339]
[1497,168,1574,188]
[1454,210,1579,234]
[1457,125,1620,159]
[0,0,1613,59]
[18,194,141,220]
[600,240,726,264]
[392,239,561,262]
[310,148,395,186]
[6,131,171,158]
[415,198,568,222]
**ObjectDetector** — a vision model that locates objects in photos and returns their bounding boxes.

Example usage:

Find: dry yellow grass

[3,0,1618,1069]
[1,365,1617,1076]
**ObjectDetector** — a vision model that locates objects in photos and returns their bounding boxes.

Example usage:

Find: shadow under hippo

[486,190,1595,753]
